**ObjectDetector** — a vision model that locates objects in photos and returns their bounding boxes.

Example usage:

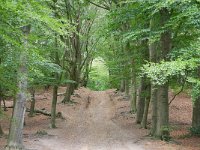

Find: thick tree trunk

[28,88,35,117]
[192,67,200,130]
[62,83,74,103]
[155,84,169,139]
[6,25,30,150]
[149,8,171,139]
[153,8,171,140]
[192,96,200,128]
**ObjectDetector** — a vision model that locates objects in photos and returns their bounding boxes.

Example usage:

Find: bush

[190,126,200,137]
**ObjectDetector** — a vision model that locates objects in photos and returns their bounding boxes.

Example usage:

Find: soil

[0,87,200,150]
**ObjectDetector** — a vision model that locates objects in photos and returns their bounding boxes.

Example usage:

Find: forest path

[26,89,145,150]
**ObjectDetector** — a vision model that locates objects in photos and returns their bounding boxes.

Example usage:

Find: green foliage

[142,58,199,85]
[190,126,200,137]
[87,58,109,91]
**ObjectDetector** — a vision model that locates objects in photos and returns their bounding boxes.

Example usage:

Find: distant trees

[92,0,200,140]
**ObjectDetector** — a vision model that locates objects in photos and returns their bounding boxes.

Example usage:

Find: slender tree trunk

[50,31,60,128]
[136,77,146,124]
[0,123,3,136]
[6,25,30,150]
[50,85,58,128]
[125,79,129,97]
[150,84,158,135]
[130,65,137,113]
[120,79,125,92]
[141,84,150,128]
[149,15,158,135]
[29,88,35,117]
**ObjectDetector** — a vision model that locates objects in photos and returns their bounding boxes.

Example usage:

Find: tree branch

[169,75,187,105]
[88,1,110,10]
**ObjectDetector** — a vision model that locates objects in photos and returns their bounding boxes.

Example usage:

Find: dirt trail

[26,90,145,150]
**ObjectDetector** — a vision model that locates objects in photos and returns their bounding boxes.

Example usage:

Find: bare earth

[1,87,200,150]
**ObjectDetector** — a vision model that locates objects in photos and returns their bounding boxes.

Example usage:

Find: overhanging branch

[88,1,110,10]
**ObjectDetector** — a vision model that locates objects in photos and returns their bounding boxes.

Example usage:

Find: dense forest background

[0,0,200,150]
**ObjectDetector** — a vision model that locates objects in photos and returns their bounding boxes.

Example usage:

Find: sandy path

[26,90,145,150]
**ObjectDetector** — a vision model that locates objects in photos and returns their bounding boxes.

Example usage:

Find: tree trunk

[150,84,158,135]
[28,88,35,117]
[130,66,137,113]
[192,67,200,130]
[0,124,3,136]
[192,96,200,129]
[50,29,60,128]
[149,14,158,135]
[154,8,171,140]
[120,79,125,92]
[125,79,129,97]
[155,84,169,139]
[62,83,74,103]
[6,25,30,150]
[136,77,146,124]
[141,84,150,128]
[50,85,58,128]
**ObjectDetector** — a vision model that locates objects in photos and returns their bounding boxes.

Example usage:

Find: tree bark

[149,14,159,136]
[120,79,125,92]
[154,8,171,140]
[192,96,200,128]
[150,84,158,135]
[130,65,137,113]
[28,88,35,117]
[6,25,31,150]
[136,77,146,124]
[141,84,150,128]
[51,85,58,128]
[51,28,60,129]
[155,84,169,139]
[0,123,3,136]
[62,83,74,103]
[125,79,129,97]
[192,67,200,129]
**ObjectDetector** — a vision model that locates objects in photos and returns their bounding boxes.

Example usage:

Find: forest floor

[0,87,200,150]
